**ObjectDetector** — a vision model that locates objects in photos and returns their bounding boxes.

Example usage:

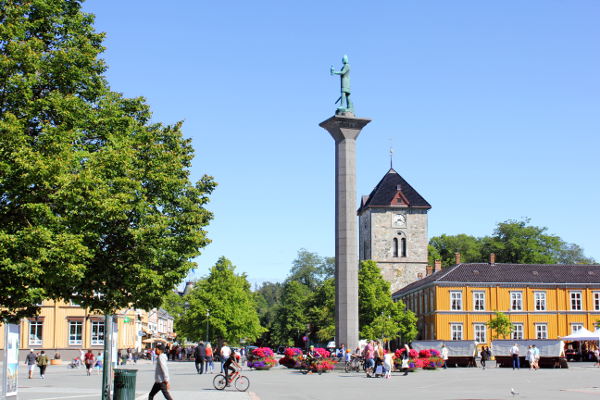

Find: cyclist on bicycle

[304,345,320,374]
[223,349,240,385]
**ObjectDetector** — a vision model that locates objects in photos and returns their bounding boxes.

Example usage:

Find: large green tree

[254,281,283,345]
[358,260,417,343]
[271,280,310,346]
[429,219,595,268]
[0,0,215,319]
[287,248,334,291]
[178,257,264,343]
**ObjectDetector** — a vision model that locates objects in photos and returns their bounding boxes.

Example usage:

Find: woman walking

[36,351,49,379]
[480,346,491,370]
[400,344,410,376]
[205,343,214,373]
[84,349,95,376]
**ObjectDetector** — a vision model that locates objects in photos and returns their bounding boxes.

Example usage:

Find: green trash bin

[113,369,138,400]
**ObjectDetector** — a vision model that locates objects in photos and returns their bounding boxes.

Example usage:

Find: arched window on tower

[393,238,399,257]
[401,238,407,257]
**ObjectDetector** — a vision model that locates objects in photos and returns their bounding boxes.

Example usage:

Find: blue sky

[84,0,600,285]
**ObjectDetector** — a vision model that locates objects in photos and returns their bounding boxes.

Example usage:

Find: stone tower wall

[359,208,428,293]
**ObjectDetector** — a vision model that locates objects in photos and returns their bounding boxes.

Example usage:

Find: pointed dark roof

[358,168,431,214]
[393,263,600,298]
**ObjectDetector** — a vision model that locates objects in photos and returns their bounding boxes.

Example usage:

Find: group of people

[510,343,540,370]
[25,349,49,379]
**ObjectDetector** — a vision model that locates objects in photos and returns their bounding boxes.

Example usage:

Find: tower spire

[389,138,394,169]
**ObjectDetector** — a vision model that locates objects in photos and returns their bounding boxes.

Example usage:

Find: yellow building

[0,300,167,359]
[393,256,600,345]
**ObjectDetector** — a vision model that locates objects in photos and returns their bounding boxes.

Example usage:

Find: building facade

[358,168,431,293]
[393,258,600,345]
[0,300,174,359]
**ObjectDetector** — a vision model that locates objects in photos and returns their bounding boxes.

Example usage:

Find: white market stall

[491,340,567,368]
[411,340,478,367]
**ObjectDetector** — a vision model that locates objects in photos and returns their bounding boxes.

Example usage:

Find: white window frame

[511,291,523,311]
[534,291,546,311]
[450,291,463,311]
[571,323,584,334]
[594,292,600,311]
[474,323,487,343]
[570,291,582,311]
[512,323,524,340]
[68,321,83,345]
[450,323,463,341]
[535,323,548,339]
[91,321,105,346]
[473,291,485,311]
[29,321,43,346]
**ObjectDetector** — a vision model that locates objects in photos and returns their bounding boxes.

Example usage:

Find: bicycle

[212,370,250,392]
[344,355,363,373]
[67,358,82,369]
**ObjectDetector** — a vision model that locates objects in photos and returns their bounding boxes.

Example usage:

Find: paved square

[12,360,600,399]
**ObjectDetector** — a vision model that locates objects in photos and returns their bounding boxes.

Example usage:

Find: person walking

[532,345,540,370]
[205,343,214,373]
[36,351,49,379]
[511,343,520,370]
[95,352,103,375]
[480,346,490,370]
[25,349,37,379]
[194,342,206,374]
[84,349,95,376]
[148,343,173,400]
[400,344,410,376]
[441,344,449,369]
[383,350,394,379]
[220,342,231,373]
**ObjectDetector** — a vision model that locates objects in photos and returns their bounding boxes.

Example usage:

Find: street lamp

[205,310,210,343]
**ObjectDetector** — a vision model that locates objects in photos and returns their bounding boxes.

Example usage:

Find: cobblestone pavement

[11,360,600,399]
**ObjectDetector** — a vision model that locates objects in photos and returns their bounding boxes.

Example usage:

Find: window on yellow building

[534,291,546,311]
[535,323,548,339]
[450,323,463,340]
[570,291,582,311]
[91,321,105,345]
[510,291,523,311]
[474,324,486,343]
[594,292,600,311]
[473,291,485,311]
[511,323,523,340]
[571,323,584,333]
[29,321,43,346]
[450,291,462,311]
[68,321,83,345]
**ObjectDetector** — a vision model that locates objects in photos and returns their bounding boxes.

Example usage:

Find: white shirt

[511,345,519,355]
[441,347,449,360]
[221,346,231,359]
[154,353,170,383]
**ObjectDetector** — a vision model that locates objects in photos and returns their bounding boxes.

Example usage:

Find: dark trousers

[148,382,173,400]
[195,358,204,373]
[512,355,520,369]
[38,365,47,376]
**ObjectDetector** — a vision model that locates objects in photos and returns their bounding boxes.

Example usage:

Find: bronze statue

[330,55,354,114]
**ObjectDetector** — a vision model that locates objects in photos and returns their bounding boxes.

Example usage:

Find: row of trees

[169,250,418,347]
[429,218,595,267]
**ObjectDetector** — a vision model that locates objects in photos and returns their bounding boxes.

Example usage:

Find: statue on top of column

[330,55,354,115]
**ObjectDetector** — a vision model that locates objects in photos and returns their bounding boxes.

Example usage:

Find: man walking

[148,343,173,400]
[194,342,206,374]
[25,349,37,379]
[511,343,520,370]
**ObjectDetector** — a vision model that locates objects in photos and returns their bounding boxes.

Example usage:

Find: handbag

[401,359,409,368]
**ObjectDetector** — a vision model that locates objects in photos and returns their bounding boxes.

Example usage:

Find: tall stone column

[319,112,371,351]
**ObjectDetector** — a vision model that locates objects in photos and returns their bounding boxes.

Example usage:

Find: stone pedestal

[319,113,371,351]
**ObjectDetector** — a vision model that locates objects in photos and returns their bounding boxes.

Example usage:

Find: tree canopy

[177,257,264,343]
[0,0,215,319]
[429,218,595,268]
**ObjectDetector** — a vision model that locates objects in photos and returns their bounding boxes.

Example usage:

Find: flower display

[394,348,443,371]
[247,347,277,370]
[279,347,304,369]
[313,347,330,358]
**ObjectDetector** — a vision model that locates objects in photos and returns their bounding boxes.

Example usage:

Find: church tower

[358,169,431,293]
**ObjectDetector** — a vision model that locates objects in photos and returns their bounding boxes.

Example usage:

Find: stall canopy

[411,340,477,357]
[492,340,564,357]
[560,328,600,341]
